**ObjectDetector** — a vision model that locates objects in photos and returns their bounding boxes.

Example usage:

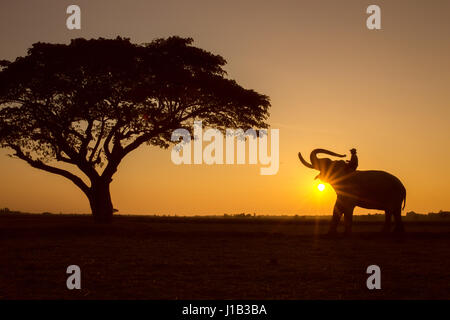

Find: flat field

[1,213,449,299]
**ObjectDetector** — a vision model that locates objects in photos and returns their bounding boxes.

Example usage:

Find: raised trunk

[310,148,346,169]
[88,180,113,223]
[298,152,314,168]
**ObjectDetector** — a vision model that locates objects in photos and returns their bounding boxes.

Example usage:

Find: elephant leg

[328,201,343,235]
[382,210,392,233]
[393,207,404,233]
[343,206,355,235]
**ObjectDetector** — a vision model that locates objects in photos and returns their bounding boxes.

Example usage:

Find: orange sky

[1,0,449,215]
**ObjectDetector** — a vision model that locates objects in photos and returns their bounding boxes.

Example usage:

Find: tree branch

[79,118,94,159]
[89,118,106,163]
[103,120,122,159]
[12,146,90,196]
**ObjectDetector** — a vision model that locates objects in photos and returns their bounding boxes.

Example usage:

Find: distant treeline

[224,212,450,221]
[405,210,450,219]
[1,208,449,221]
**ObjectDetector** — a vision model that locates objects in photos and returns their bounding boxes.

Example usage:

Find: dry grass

[1,213,449,299]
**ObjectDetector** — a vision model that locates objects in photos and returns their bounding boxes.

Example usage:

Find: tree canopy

[0,36,270,222]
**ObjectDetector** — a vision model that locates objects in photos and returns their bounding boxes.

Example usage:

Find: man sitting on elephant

[346,148,358,171]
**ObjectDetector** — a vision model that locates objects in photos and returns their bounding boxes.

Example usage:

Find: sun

[317,183,325,192]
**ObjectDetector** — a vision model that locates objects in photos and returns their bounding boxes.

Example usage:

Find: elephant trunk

[310,148,346,169]
[298,152,314,168]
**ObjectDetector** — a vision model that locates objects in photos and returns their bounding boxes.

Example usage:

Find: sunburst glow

[317,183,325,192]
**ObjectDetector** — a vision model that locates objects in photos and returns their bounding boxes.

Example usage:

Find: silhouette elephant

[298,148,406,234]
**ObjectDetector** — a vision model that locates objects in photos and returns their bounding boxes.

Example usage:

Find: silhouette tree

[0,37,270,223]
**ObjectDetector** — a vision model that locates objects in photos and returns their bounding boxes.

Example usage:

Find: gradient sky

[1,0,449,215]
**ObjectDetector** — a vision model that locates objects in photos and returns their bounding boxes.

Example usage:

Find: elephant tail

[402,190,406,211]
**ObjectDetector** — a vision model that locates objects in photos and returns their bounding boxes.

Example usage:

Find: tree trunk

[88,181,114,223]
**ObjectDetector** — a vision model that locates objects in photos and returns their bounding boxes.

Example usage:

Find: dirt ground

[1,213,449,299]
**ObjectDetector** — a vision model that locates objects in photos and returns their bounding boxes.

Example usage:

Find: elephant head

[298,148,349,183]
